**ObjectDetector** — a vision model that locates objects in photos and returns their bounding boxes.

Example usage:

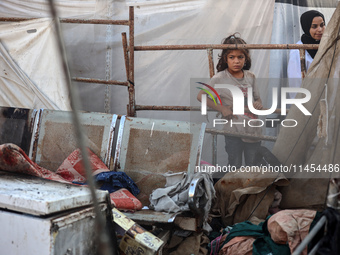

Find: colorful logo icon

[196,82,223,106]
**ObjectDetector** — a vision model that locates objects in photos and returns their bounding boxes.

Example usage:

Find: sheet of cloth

[218,219,291,255]
[0,143,70,183]
[217,209,321,255]
[149,171,215,231]
[109,188,142,211]
[164,231,210,255]
[0,0,338,175]
[0,42,61,109]
[1,0,272,113]
[272,2,340,210]
[211,171,289,226]
[218,236,255,255]
[267,209,317,255]
[0,19,71,110]
[0,143,142,210]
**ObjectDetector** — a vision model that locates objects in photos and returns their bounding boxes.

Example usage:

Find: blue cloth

[95,171,140,196]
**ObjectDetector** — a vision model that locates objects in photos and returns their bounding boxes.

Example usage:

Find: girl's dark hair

[216,33,251,72]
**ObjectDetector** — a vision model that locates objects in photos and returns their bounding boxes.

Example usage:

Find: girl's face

[226,50,246,74]
[310,16,325,41]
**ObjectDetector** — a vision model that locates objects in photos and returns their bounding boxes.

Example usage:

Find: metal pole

[135,105,284,114]
[134,44,319,51]
[128,6,136,116]
[47,1,115,254]
[73,77,128,86]
[122,32,130,81]
[299,48,307,79]
[212,134,217,166]
[0,17,129,25]
[206,128,277,142]
[207,48,215,78]
[292,215,326,255]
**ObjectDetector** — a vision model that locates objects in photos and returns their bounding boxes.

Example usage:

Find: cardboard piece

[112,208,164,255]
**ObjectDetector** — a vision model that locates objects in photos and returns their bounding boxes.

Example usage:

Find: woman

[287,10,326,98]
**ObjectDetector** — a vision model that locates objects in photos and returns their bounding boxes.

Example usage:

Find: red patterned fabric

[0,143,70,184]
[110,188,143,211]
[0,143,142,211]
[56,148,109,183]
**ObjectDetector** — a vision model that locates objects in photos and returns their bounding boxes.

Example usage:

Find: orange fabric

[110,188,142,211]
[0,143,70,183]
[219,236,255,255]
[267,209,317,255]
[56,148,109,183]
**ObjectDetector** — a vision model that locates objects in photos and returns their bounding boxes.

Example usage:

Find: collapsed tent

[0,18,71,110]
[272,2,340,210]
[1,2,340,253]
[0,0,338,169]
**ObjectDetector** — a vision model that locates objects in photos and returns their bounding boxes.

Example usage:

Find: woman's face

[309,16,325,40]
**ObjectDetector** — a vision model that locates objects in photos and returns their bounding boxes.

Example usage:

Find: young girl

[197,33,263,168]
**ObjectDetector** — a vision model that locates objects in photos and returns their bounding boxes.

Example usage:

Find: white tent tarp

[0,0,338,168]
[0,18,71,110]
[272,2,340,209]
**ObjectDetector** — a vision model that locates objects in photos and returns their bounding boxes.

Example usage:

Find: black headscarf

[300,10,325,58]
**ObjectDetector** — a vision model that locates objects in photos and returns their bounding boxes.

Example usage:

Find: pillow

[56,148,109,183]
[110,188,142,211]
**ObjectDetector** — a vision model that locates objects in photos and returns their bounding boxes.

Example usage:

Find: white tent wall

[0,0,113,111]
[0,18,72,110]
[264,1,337,150]
[123,0,276,169]
[0,0,338,169]
[0,40,63,109]
[269,1,337,82]
[271,2,340,209]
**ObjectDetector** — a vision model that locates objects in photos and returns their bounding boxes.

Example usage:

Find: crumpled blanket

[0,143,70,183]
[267,209,318,255]
[56,147,109,183]
[217,209,321,255]
[149,171,215,231]
[218,220,291,255]
[219,236,255,255]
[0,143,141,210]
[164,231,210,255]
[56,148,140,196]
[211,171,289,226]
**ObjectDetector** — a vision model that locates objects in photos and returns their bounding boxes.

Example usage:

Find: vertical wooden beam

[128,6,136,116]
[299,48,306,79]
[121,32,129,81]
[212,134,217,166]
[207,48,215,78]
